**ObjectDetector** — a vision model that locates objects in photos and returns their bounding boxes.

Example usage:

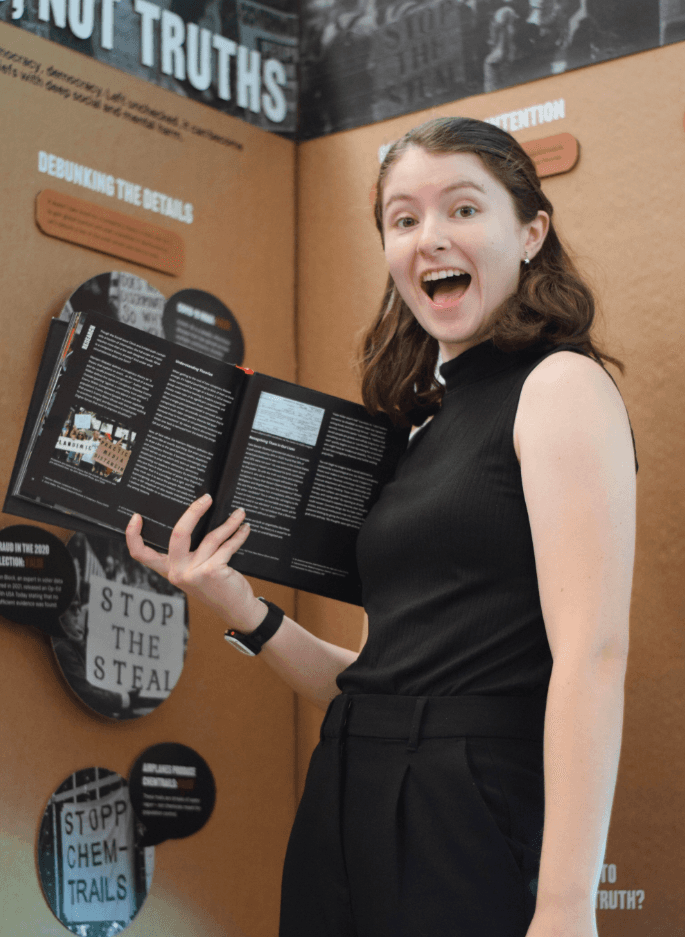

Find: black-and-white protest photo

[54,407,136,483]
[3,0,685,139]
[298,0,662,138]
[52,532,188,720]
[59,273,166,337]
[37,767,154,935]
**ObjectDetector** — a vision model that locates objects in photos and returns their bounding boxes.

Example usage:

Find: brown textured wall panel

[296,41,685,934]
[0,21,295,937]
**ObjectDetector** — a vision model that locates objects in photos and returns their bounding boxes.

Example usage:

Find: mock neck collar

[439,339,536,392]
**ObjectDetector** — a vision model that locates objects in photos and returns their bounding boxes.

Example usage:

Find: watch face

[224,633,256,656]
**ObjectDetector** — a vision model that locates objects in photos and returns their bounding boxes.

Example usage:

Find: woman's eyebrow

[384,180,487,211]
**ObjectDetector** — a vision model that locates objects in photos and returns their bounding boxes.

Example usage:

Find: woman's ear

[525,210,550,261]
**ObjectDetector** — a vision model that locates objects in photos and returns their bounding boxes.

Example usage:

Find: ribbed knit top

[337,339,638,698]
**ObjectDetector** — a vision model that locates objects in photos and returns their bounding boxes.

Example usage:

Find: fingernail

[127,514,139,526]
[234,507,246,515]
[200,493,211,503]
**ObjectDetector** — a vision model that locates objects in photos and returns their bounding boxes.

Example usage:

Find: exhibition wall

[0,19,296,937]
[296,37,685,935]
[1,4,685,937]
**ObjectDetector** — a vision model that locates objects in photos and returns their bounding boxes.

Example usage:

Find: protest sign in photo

[37,767,154,934]
[53,532,188,719]
[54,406,136,482]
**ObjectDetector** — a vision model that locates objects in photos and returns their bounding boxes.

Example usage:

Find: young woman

[126,116,637,937]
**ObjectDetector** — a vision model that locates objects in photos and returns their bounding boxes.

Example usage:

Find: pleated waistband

[321,693,547,746]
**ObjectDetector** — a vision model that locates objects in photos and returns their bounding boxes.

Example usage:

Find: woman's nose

[418,215,451,253]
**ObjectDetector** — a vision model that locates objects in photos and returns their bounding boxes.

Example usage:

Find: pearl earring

[523,251,530,265]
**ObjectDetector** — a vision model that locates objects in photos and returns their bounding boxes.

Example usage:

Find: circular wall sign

[37,767,154,934]
[0,525,76,636]
[129,743,216,847]
[163,289,245,365]
[52,532,188,721]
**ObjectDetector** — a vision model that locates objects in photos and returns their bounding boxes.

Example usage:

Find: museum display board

[2,4,685,936]
[0,17,295,937]
[295,37,685,936]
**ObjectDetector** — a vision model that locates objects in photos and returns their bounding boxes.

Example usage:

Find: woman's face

[381,147,549,361]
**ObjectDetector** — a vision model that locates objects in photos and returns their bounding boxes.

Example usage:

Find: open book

[5,311,409,605]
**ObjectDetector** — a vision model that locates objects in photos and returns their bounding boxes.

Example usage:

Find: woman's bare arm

[126,497,359,710]
[255,617,358,710]
[514,350,636,928]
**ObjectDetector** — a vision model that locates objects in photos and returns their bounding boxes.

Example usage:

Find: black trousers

[280,694,546,937]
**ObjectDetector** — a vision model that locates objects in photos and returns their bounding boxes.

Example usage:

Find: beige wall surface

[0,21,295,937]
[296,41,685,935]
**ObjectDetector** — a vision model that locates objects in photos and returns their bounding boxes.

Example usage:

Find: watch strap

[224,599,285,656]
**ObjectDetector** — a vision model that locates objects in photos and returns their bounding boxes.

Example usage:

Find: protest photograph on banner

[37,767,154,935]
[298,0,662,138]
[54,406,136,484]
[53,532,188,720]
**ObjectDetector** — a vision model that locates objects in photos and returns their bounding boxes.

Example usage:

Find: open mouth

[421,270,472,303]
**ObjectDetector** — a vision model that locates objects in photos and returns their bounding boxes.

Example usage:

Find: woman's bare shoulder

[513,350,628,464]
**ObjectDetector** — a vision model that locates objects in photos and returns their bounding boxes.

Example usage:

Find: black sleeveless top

[337,340,638,698]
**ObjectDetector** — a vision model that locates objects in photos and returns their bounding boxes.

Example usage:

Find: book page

[14,312,247,550]
[212,374,409,604]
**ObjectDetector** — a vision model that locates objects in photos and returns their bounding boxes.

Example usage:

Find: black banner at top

[1,0,298,135]
[298,0,664,139]
[3,0,683,138]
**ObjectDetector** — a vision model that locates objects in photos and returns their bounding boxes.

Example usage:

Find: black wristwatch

[224,598,285,657]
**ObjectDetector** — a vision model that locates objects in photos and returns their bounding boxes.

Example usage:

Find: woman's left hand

[126,496,263,632]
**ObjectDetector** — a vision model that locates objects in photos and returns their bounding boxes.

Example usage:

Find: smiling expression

[381,147,549,362]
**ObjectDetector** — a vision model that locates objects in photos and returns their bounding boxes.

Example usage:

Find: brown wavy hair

[358,116,624,426]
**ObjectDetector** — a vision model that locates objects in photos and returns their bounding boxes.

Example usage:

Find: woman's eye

[455,206,476,218]
[396,216,416,228]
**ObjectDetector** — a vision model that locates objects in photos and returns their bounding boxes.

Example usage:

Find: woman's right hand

[125,495,267,633]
